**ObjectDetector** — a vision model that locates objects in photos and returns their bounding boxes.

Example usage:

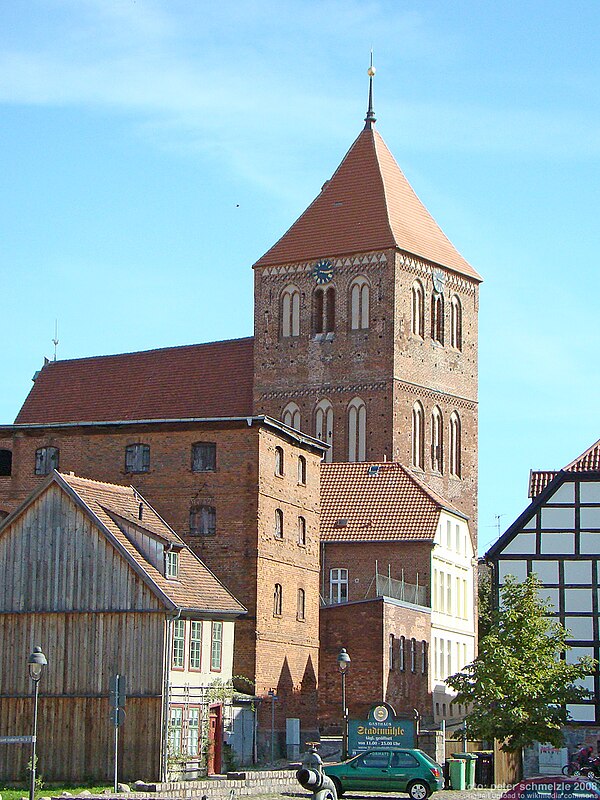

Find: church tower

[253,68,482,533]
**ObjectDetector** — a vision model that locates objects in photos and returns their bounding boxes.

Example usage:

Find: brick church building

[0,75,480,756]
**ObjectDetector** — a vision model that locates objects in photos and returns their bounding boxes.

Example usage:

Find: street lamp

[337,648,350,760]
[28,646,47,800]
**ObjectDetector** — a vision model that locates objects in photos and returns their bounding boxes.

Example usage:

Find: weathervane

[364,50,376,130]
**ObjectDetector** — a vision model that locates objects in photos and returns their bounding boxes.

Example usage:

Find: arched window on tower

[315,399,334,462]
[347,397,367,462]
[411,280,424,338]
[450,295,462,350]
[313,287,336,334]
[412,402,425,469]
[449,412,461,478]
[349,276,370,330]
[431,406,443,473]
[431,292,444,345]
[281,284,301,337]
[282,402,301,430]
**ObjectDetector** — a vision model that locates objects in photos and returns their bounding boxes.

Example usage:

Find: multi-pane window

[210,621,222,671]
[297,588,305,621]
[350,276,370,330]
[192,442,216,472]
[189,621,202,670]
[0,449,12,476]
[316,399,334,463]
[399,636,406,671]
[125,443,150,473]
[431,407,443,473]
[451,295,462,350]
[347,397,367,462]
[298,456,307,485]
[169,707,183,754]
[330,568,348,604]
[314,287,335,334]
[273,584,283,616]
[172,619,185,668]
[283,402,301,430]
[35,446,59,475]
[297,516,306,545]
[431,293,444,345]
[189,505,216,536]
[275,508,284,539]
[449,412,461,477]
[410,638,416,672]
[188,708,200,756]
[275,446,284,476]
[166,550,179,579]
[421,641,428,674]
[412,402,424,469]
[411,281,424,338]
[281,285,301,337]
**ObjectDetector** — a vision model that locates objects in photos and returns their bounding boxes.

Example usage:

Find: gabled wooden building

[0,471,245,782]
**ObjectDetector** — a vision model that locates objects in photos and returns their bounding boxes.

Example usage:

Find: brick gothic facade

[253,126,481,538]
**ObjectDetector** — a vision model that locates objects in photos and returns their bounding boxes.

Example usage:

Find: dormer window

[166,550,179,579]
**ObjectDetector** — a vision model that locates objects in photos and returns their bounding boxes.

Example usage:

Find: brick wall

[319,598,432,730]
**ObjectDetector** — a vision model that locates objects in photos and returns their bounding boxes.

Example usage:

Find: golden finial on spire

[364,50,376,129]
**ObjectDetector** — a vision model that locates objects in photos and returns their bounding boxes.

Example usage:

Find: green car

[323,748,444,800]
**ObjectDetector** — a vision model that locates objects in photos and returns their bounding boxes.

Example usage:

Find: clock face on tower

[312,259,334,285]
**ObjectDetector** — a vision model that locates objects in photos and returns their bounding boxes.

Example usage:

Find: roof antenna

[52,319,59,361]
[364,50,376,130]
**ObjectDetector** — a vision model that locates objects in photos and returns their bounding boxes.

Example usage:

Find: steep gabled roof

[529,438,600,497]
[14,338,254,424]
[0,472,245,616]
[254,127,481,281]
[320,461,466,543]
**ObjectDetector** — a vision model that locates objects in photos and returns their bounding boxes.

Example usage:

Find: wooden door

[208,705,222,775]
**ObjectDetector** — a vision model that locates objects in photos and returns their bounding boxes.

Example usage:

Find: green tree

[477,562,493,640]
[446,574,595,750]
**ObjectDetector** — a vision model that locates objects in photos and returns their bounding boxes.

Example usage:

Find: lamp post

[28,646,47,800]
[337,648,350,760]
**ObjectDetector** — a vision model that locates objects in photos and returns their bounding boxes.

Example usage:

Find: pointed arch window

[273,584,282,617]
[449,412,461,478]
[347,397,367,462]
[451,295,462,350]
[313,287,336,334]
[275,508,284,539]
[350,276,370,330]
[411,281,424,338]
[412,402,425,469]
[315,399,334,463]
[431,406,443,473]
[275,446,284,476]
[282,402,301,430]
[431,292,444,345]
[281,284,301,337]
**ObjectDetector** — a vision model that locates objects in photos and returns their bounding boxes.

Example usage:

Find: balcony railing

[320,572,428,608]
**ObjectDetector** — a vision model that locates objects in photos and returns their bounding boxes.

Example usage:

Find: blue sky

[2,0,599,553]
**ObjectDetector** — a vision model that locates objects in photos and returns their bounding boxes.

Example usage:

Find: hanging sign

[347,703,416,756]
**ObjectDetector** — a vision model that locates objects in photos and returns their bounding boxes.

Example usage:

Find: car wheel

[331,777,345,797]
[407,780,431,800]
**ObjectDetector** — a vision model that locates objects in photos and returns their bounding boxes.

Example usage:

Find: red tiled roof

[254,127,481,281]
[60,473,246,614]
[15,338,254,424]
[528,439,600,497]
[320,461,464,543]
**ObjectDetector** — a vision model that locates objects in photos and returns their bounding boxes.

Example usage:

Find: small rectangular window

[125,443,150,473]
[275,446,284,476]
[297,516,306,546]
[172,619,185,669]
[190,505,216,536]
[192,442,216,472]
[297,588,305,621]
[399,636,405,671]
[389,634,395,669]
[274,583,283,616]
[330,568,348,604]
[189,621,202,670]
[211,621,223,671]
[169,707,183,754]
[298,456,307,485]
[275,508,284,539]
[188,707,200,755]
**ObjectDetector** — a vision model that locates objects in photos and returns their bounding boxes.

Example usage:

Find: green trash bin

[448,758,466,790]
[452,753,477,789]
